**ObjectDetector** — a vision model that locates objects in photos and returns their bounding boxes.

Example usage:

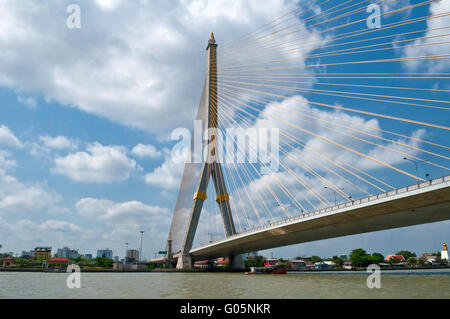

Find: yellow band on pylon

[215,193,229,203]
[193,191,207,201]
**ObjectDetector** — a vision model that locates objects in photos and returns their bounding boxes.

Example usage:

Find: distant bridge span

[178,176,450,261]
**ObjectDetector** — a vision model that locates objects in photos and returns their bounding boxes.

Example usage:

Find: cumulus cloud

[144,148,185,190]
[0,169,60,213]
[0,151,16,168]
[131,143,162,159]
[0,125,22,148]
[53,142,136,183]
[0,0,297,135]
[39,135,77,150]
[17,96,37,108]
[402,0,450,72]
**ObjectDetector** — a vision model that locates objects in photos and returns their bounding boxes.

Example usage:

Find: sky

[0,0,448,260]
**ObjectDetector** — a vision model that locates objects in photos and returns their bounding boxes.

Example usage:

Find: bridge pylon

[176,33,243,270]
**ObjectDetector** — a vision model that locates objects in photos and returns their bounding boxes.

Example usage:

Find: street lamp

[403,157,428,184]
[324,186,344,206]
[139,230,145,263]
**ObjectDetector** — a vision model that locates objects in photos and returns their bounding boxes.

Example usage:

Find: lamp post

[139,230,144,263]
[324,187,344,206]
[403,157,428,184]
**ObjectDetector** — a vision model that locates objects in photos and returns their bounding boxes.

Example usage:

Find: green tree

[349,248,370,267]
[332,256,343,267]
[244,257,265,268]
[93,257,115,268]
[407,257,418,265]
[368,253,384,265]
[310,256,323,264]
[396,250,416,260]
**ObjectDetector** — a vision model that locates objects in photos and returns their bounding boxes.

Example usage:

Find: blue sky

[0,0,448,260]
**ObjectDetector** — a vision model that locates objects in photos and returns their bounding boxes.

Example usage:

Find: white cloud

[131,143,162,159]
[0,168,60,213]
[144,149,184,190]
[17,96,37,108]
[0,0,297,134]
[53,142,136,183]
[402,0,450,72]
[76,197,170,223]
[0,125,22,147]
[0,151,16,168]
[39,135,76,150]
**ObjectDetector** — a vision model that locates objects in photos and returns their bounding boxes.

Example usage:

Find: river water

[1,269,449,299]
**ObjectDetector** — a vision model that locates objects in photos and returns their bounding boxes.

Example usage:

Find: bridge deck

[188,176,450,260]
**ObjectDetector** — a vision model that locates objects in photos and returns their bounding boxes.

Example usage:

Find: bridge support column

[176,254,193,270]
[230,254,244,270]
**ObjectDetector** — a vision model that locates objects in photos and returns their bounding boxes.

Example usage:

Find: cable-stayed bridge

[155,1,450,269]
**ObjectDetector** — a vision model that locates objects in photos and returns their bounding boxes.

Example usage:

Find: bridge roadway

[177,176,450,261]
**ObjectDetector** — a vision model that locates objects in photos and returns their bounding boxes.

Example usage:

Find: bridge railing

[194,175,450,248]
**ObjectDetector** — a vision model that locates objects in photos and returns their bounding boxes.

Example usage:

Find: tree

[407,257,418,265]
[349,249,370,267]
[368,253,384,265]
[244,257,265,268]
[396,250,416,260]
[332,256,343,267]
[310,256,323,264]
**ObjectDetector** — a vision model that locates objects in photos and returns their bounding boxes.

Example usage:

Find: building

[314,262,329,270]
[385,255,406,263]
[33,247,52,260]
[21,251,33,258]
[84,254,92,260]
[114,256,119,262]
[263,258,278,267]
[343,260,353,270]
[97,249,113,259]
[2,257,15,267]
[57,247,79,259]
[126,249,139,264]
[47,257,69,269]
[289,259,306,271]
[442,242,449,261]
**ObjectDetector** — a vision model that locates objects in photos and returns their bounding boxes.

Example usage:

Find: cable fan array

[190,0,450,248]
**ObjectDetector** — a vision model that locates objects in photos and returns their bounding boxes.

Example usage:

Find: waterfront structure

[97,249,113,259]
[126,249,139,264]
[442,242,449,261]
[47,257,69,269]
[385,255,406,262]
[33,247,52,260]
[57,247,79,259]
[2,257,14,267]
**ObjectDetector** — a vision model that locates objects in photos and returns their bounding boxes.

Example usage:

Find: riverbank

[1,265,449,273]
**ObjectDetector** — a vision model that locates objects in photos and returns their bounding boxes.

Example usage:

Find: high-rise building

[96,249,113,259]
[84,254,92,260]
[57,247,79,259]
[126,249,139,264]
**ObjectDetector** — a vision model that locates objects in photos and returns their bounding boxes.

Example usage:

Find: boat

[245,264,287,274]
